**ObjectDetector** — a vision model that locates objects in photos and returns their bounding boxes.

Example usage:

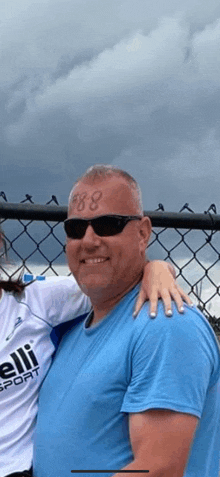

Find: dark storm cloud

[0,0,220,213]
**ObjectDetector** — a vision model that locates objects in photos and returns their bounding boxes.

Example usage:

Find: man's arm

[113,409,198,477]
[118,305,214,477]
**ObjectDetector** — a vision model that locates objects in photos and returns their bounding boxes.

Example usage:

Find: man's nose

[81,224,102,245]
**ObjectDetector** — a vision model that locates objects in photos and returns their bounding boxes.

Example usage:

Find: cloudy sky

[0,0,220,314]
[1,0,220,212]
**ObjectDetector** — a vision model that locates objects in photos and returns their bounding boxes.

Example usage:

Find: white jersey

[0,276,90,476]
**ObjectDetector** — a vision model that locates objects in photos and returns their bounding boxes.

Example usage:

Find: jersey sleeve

[26,276,91,327]
[121,304,220,418]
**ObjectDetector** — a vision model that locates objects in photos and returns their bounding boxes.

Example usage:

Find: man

[34,165,220,477]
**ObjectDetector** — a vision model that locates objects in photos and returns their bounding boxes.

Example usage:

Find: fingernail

[179,306,184,313]
[133,311,138,318]
[166,310,172,317]
[150,312,156,318]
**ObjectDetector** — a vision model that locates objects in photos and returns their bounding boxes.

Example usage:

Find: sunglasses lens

[94,216,126,236]
[64,220,87,239]
[64,216,131,239]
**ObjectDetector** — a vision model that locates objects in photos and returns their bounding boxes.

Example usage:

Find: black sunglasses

[64,215,142,239]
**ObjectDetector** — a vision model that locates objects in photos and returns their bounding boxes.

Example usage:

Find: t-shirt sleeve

[30,276,91,327]
[121,305,220,418]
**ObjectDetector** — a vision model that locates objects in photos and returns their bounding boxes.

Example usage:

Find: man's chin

[79,280,108,297]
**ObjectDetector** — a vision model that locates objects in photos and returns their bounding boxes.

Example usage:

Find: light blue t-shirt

[33,285,220,477]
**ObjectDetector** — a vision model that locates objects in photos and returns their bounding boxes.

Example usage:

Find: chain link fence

[0,193,220,334]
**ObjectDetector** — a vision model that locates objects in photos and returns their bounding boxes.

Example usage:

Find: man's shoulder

[136,302,211,331]
[129,302,220,388]
[132,302,219,352]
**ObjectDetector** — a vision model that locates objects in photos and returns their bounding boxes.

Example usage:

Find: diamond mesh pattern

[0,195,219,334]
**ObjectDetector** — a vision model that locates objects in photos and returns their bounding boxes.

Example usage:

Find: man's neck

[88,274,142,326]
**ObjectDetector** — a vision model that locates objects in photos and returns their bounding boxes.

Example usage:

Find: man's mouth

[81,258,109,264]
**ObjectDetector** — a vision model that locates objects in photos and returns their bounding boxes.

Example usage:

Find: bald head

[68,164,143,216]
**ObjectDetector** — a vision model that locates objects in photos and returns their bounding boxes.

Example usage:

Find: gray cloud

[0,0,220,215]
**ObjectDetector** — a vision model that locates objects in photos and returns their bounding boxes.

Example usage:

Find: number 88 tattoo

[71,190,103,212]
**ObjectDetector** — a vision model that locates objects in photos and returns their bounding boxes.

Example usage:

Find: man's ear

[138,216,152,252]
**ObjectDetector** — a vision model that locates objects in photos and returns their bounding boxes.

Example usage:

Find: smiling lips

[81,257,109,264]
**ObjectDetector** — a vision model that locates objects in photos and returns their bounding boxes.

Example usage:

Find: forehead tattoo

[71,190,103,212]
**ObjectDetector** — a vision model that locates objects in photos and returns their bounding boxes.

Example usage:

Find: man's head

[68,165,144,215]
[65,165,151,304]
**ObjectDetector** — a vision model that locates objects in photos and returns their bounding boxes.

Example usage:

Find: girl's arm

[134,260,192,317]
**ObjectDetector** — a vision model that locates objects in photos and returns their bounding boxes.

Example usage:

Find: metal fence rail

[0,198,220,334]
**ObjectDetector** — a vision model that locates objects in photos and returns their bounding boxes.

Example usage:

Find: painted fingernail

[150,312,156,318]
[166,310,172,317]
[179,306,184,313]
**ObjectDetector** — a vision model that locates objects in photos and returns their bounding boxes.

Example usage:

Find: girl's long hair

[0,276,28,294]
